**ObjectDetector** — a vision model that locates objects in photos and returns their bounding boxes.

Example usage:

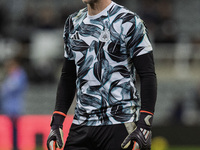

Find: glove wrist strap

[137,110,154,130]
[50,111,66,128]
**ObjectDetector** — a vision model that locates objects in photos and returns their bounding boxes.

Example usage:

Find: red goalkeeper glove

[121,110,153,150]
[47,111,66,150]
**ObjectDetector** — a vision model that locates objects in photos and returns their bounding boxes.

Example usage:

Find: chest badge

[99,28,110,42]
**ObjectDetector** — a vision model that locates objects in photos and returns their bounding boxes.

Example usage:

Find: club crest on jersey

[99,28,110,42]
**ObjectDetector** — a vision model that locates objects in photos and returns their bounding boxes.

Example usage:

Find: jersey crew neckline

[87,1,115,20]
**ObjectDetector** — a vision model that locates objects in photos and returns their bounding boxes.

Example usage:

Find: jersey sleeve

[63,16,75,60]
[123,14,153,58]
[123,13,157,113]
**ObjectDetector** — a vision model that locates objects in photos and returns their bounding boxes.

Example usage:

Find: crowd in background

[0,0,180,82]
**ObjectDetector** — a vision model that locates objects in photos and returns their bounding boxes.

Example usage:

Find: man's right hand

[47,125,64,150]
[47,111,66,150]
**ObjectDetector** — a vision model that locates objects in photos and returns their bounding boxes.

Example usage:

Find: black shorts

[64,123,136,150]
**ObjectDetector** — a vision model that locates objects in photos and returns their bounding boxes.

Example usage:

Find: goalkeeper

[47,0,157,149]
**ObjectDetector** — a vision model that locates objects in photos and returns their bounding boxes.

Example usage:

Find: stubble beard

[82,0,99,4]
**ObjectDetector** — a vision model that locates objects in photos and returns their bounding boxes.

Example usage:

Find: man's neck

[87,0,112,16]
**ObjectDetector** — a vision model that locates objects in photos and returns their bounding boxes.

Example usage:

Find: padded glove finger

[121,126,151,149]
[48,141,56,150]
[47,127,64,150]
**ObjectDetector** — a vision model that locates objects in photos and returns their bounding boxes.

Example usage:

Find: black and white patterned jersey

[63,1,153,126]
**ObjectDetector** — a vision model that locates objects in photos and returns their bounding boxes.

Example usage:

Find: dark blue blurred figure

[0,58,28,150]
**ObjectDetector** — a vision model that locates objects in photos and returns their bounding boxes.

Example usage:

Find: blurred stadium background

[0,0,200,149]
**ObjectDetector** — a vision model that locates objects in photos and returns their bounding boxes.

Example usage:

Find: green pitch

[170,146,200,150]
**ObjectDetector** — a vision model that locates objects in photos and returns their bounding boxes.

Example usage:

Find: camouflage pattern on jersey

[63,2,152,126]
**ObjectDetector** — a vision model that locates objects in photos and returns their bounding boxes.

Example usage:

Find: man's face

[82,0,99,4]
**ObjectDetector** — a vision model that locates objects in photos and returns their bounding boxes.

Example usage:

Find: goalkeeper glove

[121,110,153,150]
[47,111,66,150]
